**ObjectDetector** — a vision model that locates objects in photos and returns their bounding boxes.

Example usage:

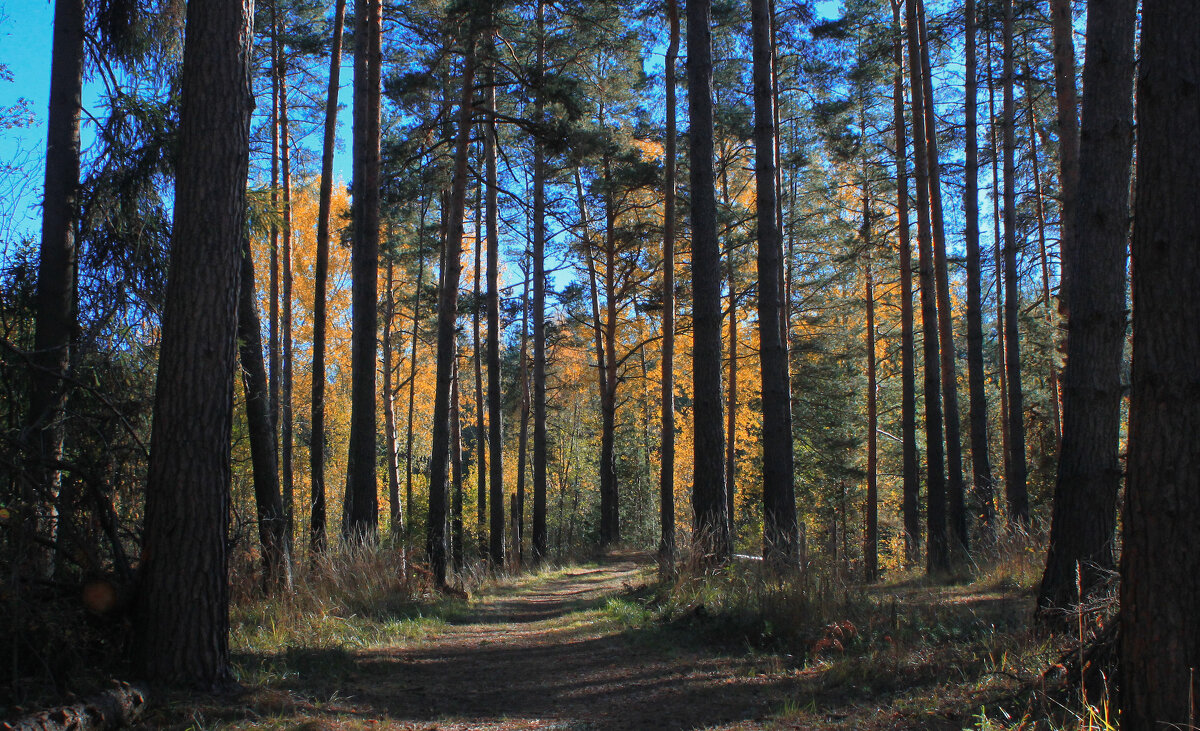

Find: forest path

[268,551,795,730]
[160,553,1035,729]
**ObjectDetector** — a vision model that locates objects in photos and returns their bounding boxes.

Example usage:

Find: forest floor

[144,551,1074,730]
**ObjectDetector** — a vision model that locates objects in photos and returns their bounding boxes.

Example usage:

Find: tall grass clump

[229,541,453,657]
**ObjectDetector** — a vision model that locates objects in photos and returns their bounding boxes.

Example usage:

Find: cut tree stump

[1,682,148,731]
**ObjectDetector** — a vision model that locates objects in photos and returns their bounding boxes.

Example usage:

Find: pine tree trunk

[891,0,920,566]
[862,189,878,583]
[136,0,252,688]
[1022,76,1062,446]
[600,158,621,546]
[279,57,295,549]
[404,198,428,541]
[484,39,505,566]
[725,248,737,543]
[577,166,615,550]
[752,0,798,569]
[721,158,737,543]
[473,182,486,558]
[915,0,967,557]
[310,0,346,555]
[904,0,949,573]
[1038,0,1136,617]
[268,9,280,476]
[344,0,382,538]
[658,0,679,566]
[687,0,730,565]
[514,269,531,567]
[1001,0,1029,525]
[1048,0,1078,319]
[450,355,464,572]
[986,27,1012,492]
[427,27,477,586]
[962,0,995,537]
[1120,3,1200,723]
[237,237,292,591]
[28,0,84,577]
[531,0,549,560]
[383,260,403,536]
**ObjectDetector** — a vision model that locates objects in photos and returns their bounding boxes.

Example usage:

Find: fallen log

[1,682,148,731]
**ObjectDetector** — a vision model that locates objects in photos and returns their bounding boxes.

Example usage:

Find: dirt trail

[301,553,793,730]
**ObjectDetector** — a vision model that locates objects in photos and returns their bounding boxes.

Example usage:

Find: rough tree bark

[687,0,730,565]
[28,0,84,576]
[752,0,798,568]
[135,0,253,689]
[1039,0,1137,615]
[344,0,382,538]
[1120,2,1200,724]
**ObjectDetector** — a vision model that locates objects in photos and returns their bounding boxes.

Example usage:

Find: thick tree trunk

[310,0,347,555]
[890,0,920,566]
[658,0,679,565]
[1039,0,1136,617]
[1120,3,1200,724]
[1001,0,1029,525]
[344,0,382,538]
[962,0,994,537]
[531,0,549,561]
[135,0,252,688]
[904,0,948,573]
[28,0,84,576]
[237,237,292,591]
[484,42,505,566]
[752,0,797,569]
[687,0,729,565]
[427,28,477,586]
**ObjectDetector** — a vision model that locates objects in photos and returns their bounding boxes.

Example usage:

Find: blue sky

[2,1,57,243]
[2,0,847,251]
